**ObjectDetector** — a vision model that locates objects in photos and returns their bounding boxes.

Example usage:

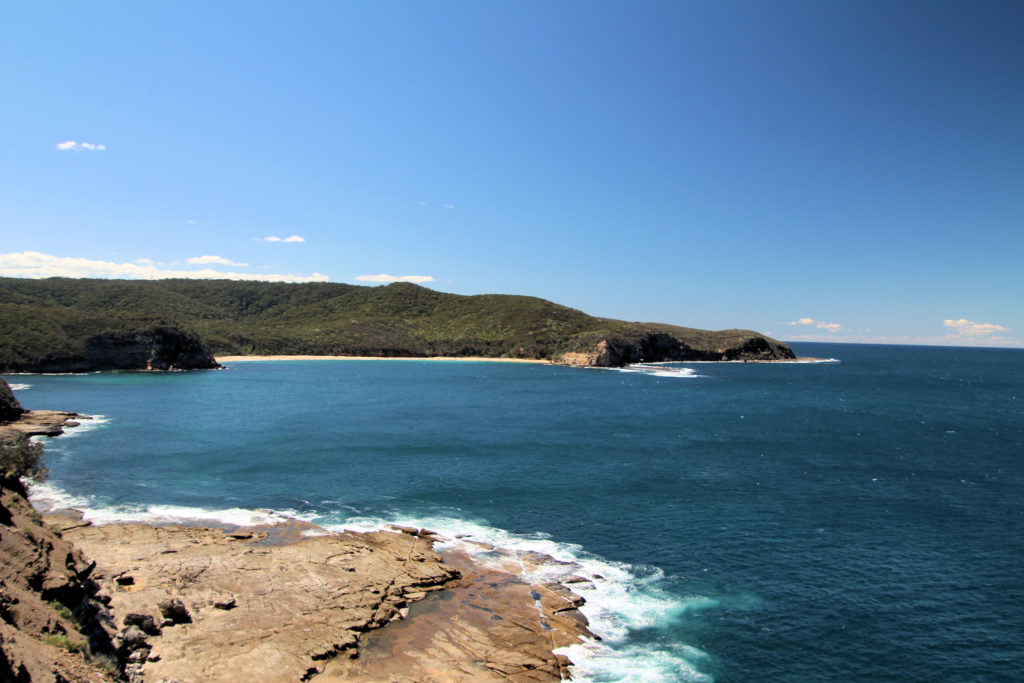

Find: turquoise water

[6,342,1024,681]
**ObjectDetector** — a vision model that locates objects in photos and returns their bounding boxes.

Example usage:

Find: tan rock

[63,522,461,681]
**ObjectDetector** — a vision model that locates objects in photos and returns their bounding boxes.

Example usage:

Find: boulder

[157,598,191,624]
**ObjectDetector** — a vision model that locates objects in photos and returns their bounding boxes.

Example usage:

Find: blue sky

[1,1,1021,347]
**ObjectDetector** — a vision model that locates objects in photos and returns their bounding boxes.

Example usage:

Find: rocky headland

[555,329,795,367]
[0,323,220,374]
[1,277,794,371]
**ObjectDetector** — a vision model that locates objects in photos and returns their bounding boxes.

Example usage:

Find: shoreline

[215,354,830,364]
[215,354,551,364]
[53,514,590,681]
[1,413,592,681]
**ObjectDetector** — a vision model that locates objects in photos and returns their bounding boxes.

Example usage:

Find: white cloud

[0,251,328,283]
[185,220,198,225]
[442,204,455,209]
[782,330,1022,348]
[943,318,1010,337]
[187,255,248,267]
[135,258,155,265]
[355,274,435,283]
[786,317,841,331]
[259,235,305,243]
[56,140,106,152]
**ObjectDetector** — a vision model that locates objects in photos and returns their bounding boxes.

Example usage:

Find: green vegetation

[1,434,48,484]
[0,277,793,369]
[48,600,74,620]
[43,633,86,653]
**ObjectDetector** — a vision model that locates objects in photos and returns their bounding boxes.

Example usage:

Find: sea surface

[6,342,1024,681]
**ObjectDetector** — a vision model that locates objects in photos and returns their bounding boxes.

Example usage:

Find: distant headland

[0,277,794,372]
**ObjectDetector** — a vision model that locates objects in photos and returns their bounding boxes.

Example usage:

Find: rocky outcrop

[0,409,118,682]
[3,323,221,373]
[57,520,591,681]
[81,324,220,371]
[0,379,24,423]
[324,542,594,681]
[556,329,796,367]
[1,411,88,442]
[0,482,119,682]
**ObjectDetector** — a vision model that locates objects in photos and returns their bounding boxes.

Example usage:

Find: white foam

[48,415,112,439]
[83,504,296,527]
[27,480,94,512]
[7,383,31,390]
[617,365,701,379]
[322,513,715,682]
[27,481,296,527]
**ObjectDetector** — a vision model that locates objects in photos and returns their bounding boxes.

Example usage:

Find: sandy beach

[215,354,829,365]
[215,355,551,364]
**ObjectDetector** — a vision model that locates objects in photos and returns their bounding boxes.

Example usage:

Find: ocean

[7,342,1024,681]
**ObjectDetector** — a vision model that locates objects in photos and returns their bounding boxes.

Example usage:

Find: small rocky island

[0,277,794,372]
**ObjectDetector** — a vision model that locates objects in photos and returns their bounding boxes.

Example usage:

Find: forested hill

[0,277,795,371]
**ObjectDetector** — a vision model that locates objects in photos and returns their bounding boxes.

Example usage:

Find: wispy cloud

[0,251,328,283]
[943,318,1010,337]
[355,274,435,283]
[442,204,455,209]
[783,330,1022,348]
[786,317,841,331]
[185,220,198,225]
[258,235,305,243]
[56,140,106,152]
[187,255,248,267]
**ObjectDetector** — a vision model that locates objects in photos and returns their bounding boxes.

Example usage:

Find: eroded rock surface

[60,522,463,681]
[321,546,593,682]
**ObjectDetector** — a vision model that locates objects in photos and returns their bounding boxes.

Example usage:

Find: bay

[7,342,1024,681]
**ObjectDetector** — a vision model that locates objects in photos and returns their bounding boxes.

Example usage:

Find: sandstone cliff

[555,328,796,367]
[1,323,220,373]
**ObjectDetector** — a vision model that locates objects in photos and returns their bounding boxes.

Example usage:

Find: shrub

[44,633,86,653]
[48,600,74,620]
[0,434,48,483]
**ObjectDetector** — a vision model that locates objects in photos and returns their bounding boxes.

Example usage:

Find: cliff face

[0,380,23,423]
[5,324,220,373]
[82,325,220,371]
[0,464,118,682]
[556,330,796,367]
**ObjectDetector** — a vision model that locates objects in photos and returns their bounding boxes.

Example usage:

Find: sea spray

[322,513,717,682]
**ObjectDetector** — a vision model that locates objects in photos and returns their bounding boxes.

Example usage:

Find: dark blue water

[7,343,1024,681]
